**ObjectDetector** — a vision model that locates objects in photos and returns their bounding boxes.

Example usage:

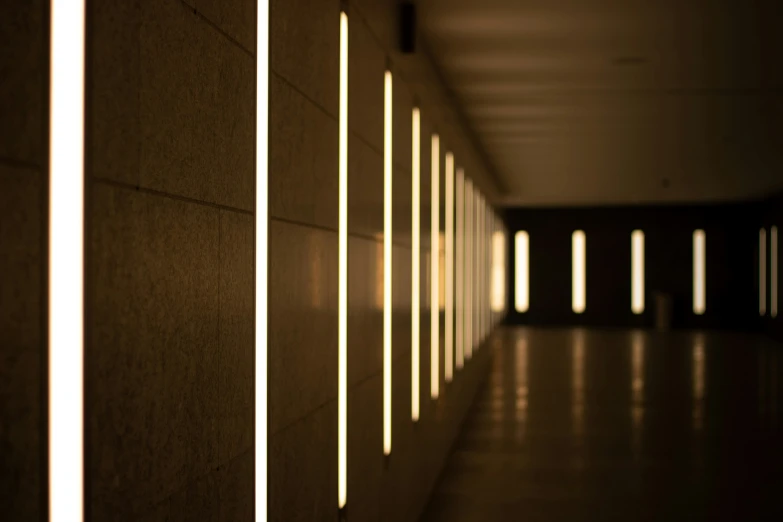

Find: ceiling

[419,0,783,206]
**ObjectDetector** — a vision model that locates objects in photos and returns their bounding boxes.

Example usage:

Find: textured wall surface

[0,0,499,520]
[268,1,499,521]
[87,0,255,519]
[0,0,47,520]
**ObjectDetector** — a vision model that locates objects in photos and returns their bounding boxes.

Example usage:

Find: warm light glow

[631,230,645,314]
[473,190,479,349]
[692,335,705,431]
[431,134,440,398]
[411,108,421,421]
[631,331,645,458]
[772,226,778,318]
[514,231,529,312]
[760,228,767,316]
[491,231,505,312]
[572,330,585,440]
[256,1,269,519]
[383,70,393,455]
[455,168,465,370]
[337,10,348,509]
[693,230,706,315]
[465,179,473,360]
[572,231,586,314]
[50,1,85,519]
[444,152,454,382]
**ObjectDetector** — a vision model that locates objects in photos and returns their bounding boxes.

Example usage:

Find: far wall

[504,203,763,332]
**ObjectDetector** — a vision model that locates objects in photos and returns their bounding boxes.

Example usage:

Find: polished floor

[421,328,783,521]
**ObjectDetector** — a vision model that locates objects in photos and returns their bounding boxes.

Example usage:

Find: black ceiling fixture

[400,1,417,53]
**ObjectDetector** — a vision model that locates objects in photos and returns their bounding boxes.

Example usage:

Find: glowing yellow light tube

[455,168,464,370]
[515,231,529,312]
[772,226,778,318]
[444,152,454,382]
[256,1,270,519]
[411,108,421,421]
[431,134,440,398]
[465,179,473,360]
[50,1,85,519]
[383,70,393,455]
[572,231,586,314]
[761,228,768,316]
[337,10,348,509]
[631,230,645,314]
[693,230,706,315]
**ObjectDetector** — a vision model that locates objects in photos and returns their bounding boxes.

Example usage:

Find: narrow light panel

[760,228,767,317]
[256,1,270,519]
[515,231,529,313]
[50,1,85,519]
[473,190,479,348]
[411,108,420,421]
[465,179,473,360]
[491,231,505,312]
[455,168,464,370]
[444,152,454,382]
[631,230,645,314]
[772,226,779,318]
[383,70,393,455]
[431,134,440,398]
[337,10,349,509]
[572,231,586,314]
[693,230,706,315]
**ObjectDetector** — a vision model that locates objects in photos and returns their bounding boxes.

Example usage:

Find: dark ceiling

[419,0,783,206]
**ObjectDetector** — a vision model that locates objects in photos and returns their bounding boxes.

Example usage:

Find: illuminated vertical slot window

[383,70,393,455]
[50,1,85,519]
[772,226,778,318]
[631,230,645,314]
[473,191,480,348]
[455,168,465,369]
[444,153,455,382]
[465,179,473,359]
[491,230,505,312]
[572,231,586,314]
[761,228,768,316]
[256,1,270,519]
[515,231,529,312]
[411,108,421,421]
[693,230,706,315]
[430,134,440,398]
[337,10,349,510]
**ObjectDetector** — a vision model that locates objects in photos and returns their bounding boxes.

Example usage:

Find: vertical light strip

[478,196,484,342]
[693,230,706,315]
[430,134,440,398]
[572,230,586,314]
[455,168,464,370]
[383,70,393,455]
[256,1,270,519]
[50,1,85,519]
[411,108,420,421]
[631,230,645,314]
[760,228,767,316]
[515,231,529,312]
[444,153,454,382]
[337,10,349,509]
[772,226,779,318]
[474,192,480,347]
[491,231,505,312]
[465,179,473,360]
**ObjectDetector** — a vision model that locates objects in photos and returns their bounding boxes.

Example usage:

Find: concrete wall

[268,1,498,521]
[86,0,256,519]
[0,0,500,520]
[0,0,47,520]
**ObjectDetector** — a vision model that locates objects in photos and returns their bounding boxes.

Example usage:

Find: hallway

[422,328,783,522]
